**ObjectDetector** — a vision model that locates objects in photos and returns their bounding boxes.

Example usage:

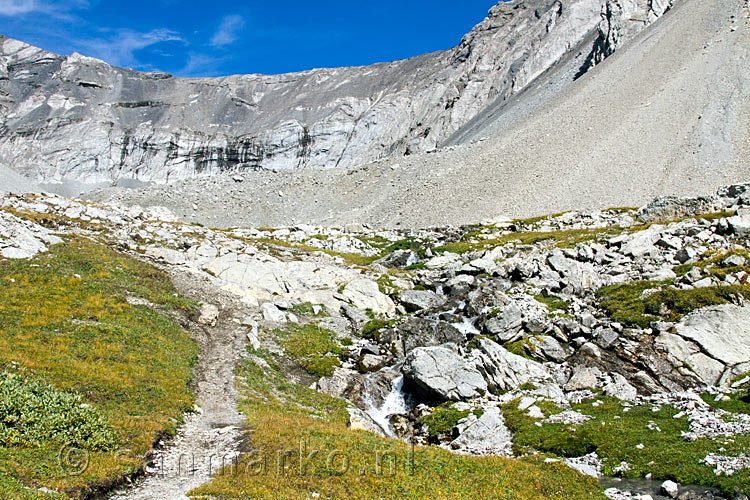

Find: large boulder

[667,305,750,385]
[449,406,513,456]
[726,210,750,236]
[342,279,395,316]
[675,305,750,367]
[484,304,523,342]
[384,317,465,357]
[546,251,602,292]
[637,195,722,222]
[402,346,487,401]
[398,290,446,312]
[469,337,552,393]
[0,211,63,259]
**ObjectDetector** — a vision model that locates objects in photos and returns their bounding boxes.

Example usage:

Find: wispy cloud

[0,0,87,17]
[80,28,184,69]
[179,52,230,77]
[210,14,244,47]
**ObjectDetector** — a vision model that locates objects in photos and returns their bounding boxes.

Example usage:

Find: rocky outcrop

[0,0,670,189]
[581,0,675,74]
[0,210,62,258]
[403,346,488,401]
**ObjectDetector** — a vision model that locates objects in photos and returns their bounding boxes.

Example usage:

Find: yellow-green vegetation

[188,353,605,500]
[275,323,343,377]
[422,403,482,439]
[361,319,396,341]
[0,237,198,499]
[251,237,380,267]
[502,394,750,496]
[674,249,750,280]
[596,280,750,327]
[534,293,569,313]
[435,227,623,255]
[288,302,328,317]
[503,338,537,360]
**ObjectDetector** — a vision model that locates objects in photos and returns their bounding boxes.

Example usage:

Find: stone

[565,365,602,391]
[527,335,572,362]
[603,373,638,401]
[618,228,661,258]
[449,406,513,456]
[724,254,746,267]
[402,346,487,401]
[342,279,395,316]
[484,304,523,342]
[546,251,602,292]
[377,250,420,268]
[261,302,287,323]
[637,196,720,222]
[675,305,750,369]
[389,317,465,356]
[659,480,679,499]
[198,303,220,326]
[358,354,387,373]
[727,213,750,236]
[674,247,698,264]
[398,290,446,312]
[347,407,387,437]
[470,337,552,393]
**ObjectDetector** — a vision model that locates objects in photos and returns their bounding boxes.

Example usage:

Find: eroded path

[111,269,250,500]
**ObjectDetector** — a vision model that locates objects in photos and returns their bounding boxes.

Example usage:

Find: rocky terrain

[2,0,680,191]
[83,0,749,230]
[2,184,750,498]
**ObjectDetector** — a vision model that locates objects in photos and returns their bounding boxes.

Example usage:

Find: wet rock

[358,354,388,373]
[388,317,465,356]
[348,408,387,437]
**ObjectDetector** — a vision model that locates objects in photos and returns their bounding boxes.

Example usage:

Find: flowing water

[365,374,411,437]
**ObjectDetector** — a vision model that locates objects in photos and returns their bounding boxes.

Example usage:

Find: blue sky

[0,0,499,77]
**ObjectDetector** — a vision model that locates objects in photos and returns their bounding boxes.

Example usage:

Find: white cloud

[210,14,245,47]
[0,0,87,16]
[81,28,184,69]
[179,52,228,77]
[0,0,39,15]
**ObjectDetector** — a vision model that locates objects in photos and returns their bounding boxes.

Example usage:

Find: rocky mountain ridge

[0,0,672,189]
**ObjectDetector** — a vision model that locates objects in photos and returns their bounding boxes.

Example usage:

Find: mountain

[1,0,671,190]
[85,0,749,229]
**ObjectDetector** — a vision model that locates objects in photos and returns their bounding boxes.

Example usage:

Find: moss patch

[502,396,750,496]
[275,324,343,377]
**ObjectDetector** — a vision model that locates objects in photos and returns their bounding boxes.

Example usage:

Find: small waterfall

[365,375,410,437]
[452,316,480,336]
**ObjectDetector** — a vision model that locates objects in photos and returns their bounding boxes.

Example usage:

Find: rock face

[0,0,669,189]
[403,346,488,401]
[471,337,552,393]
[672,305,750,380]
